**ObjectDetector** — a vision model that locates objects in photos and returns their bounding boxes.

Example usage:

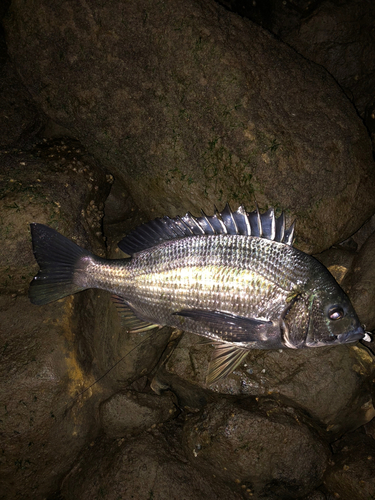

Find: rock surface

[0,138,171,499]
[100,389,177,438]
[342,232,375,331]
[164,332,375,437]
[0,60,42,147]
[280,0,375,117]
[182,398,329,499]
[60,429,243,500]
[0,295,103,500]
[0,138,109,295]
[1,1,375,499]
[323,430,375,500]
[0,138,112,499]
[4,0,375,252]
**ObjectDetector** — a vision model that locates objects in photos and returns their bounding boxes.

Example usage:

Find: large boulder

[100,389,177,438]
[182,398,329,499]
[342,232,375,331]
[0,295,104,500]
[60,430,243,500]
[163,332,375,437]
[0,138,171,498]
[0,60,42,147]
[4,0,375,252]
[323,430,375,500]
[279,0,375,117]
[0,138,110,498]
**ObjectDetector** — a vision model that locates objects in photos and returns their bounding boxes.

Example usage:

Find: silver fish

[29,204,370,384]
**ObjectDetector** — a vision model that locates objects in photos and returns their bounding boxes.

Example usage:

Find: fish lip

[337,326,365,344]
[305,325,366,347]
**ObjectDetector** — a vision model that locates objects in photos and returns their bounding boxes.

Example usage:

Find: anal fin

[207,342,249,385]
[111,295,159,333]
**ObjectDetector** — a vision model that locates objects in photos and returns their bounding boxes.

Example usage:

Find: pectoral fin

[174,309,273,342]
[207,342,250,385]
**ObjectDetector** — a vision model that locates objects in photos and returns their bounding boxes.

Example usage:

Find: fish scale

[28,205,369,384]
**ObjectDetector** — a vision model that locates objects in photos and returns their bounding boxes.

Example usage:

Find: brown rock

[182,398,329,499]
[0,138,110,295]
[0,295,103,500]
[165,333,375,436]
[342,232,375,331]
[281,0,375,116]
[0,60,42,147]
[4,0,375,252]
[60,430,242,500]
[323,431,375,500]
[100,389,177,438]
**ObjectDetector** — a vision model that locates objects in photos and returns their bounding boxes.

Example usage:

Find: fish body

[29,205,369,383]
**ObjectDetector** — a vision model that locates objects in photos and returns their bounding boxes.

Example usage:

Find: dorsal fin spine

[117,204,295,255]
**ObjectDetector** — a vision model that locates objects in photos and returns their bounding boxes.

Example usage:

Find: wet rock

[323,430,375,500]
[342,232,375,331]
[100,389,177,438]
[60,430,242,500]
[182,398,329,499]
[165,333,375,436]
[4,0,375,252]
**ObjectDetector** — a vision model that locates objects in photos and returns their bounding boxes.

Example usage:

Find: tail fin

[29,224,92,305]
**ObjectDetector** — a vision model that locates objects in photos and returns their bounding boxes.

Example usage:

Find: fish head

[282,278,370,348]
[304,284,367,347]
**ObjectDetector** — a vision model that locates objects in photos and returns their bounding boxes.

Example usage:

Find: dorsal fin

[118,205,295,256]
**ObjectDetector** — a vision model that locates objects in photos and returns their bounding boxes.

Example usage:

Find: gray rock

[100,389,177,438]
[4,0,375,252]
[165,332,375,436]
[182,398,329,499]
[60,431,243,500]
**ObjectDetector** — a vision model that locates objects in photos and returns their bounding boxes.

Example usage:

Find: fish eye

[328,306,345,321]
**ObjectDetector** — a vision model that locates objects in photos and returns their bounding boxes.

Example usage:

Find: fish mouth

[337,326,366,344]
[305,325,368,347]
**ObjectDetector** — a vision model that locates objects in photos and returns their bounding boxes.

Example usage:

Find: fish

[29,204,371,384]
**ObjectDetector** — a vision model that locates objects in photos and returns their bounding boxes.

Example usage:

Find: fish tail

[29,223,92,305]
